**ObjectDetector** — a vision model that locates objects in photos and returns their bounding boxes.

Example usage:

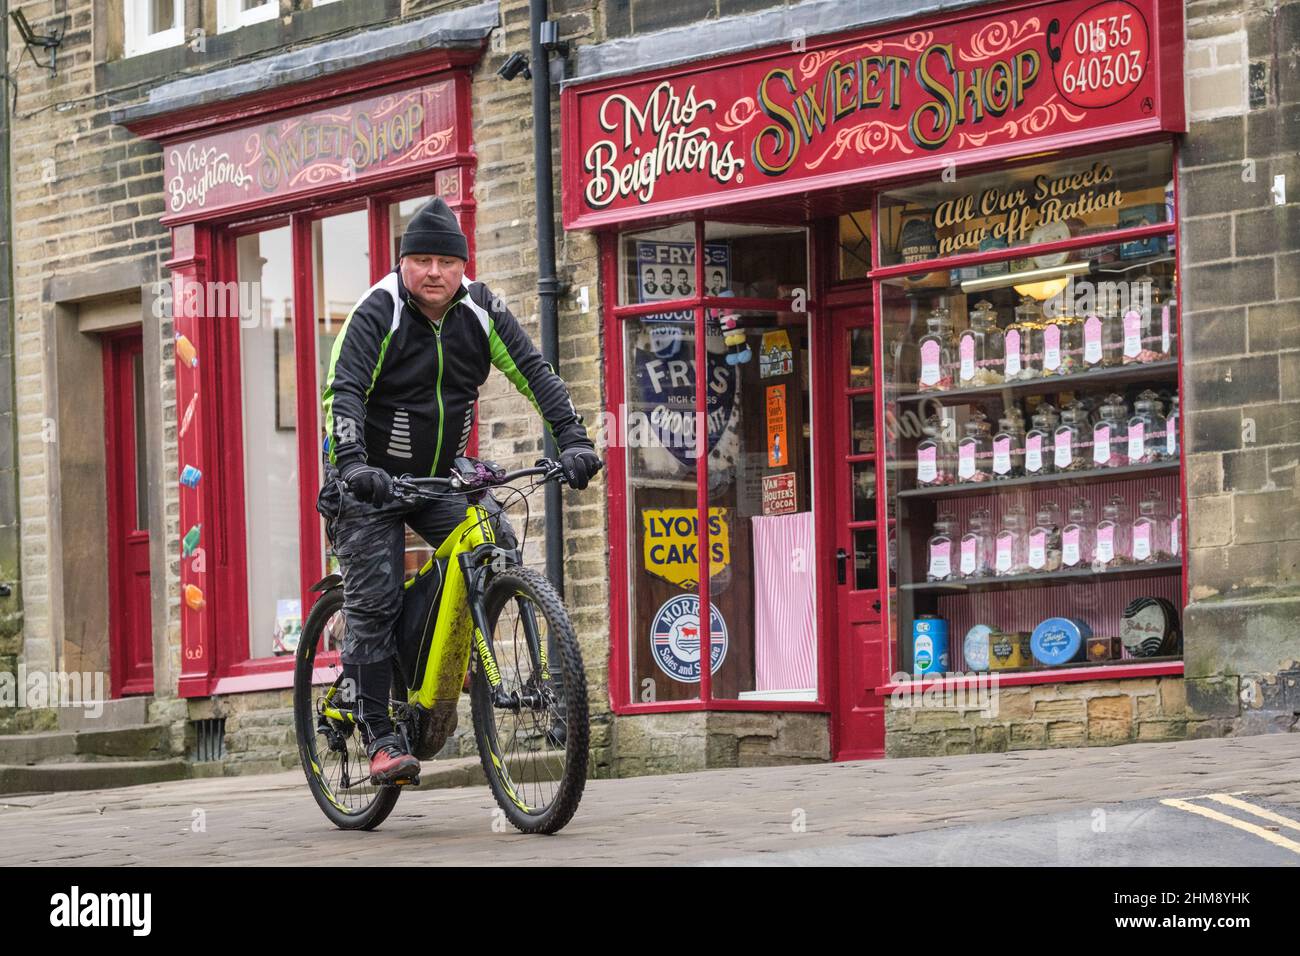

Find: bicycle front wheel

[471,566,589,834]
[293,587,400,831]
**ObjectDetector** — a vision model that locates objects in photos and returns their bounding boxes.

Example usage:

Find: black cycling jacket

[322,269,592,478]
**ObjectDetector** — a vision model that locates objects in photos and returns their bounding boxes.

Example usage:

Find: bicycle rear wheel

[471,566,589,834]
[293,587,400,830]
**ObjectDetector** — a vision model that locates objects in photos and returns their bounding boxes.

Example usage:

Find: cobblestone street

[3,735,1298,866]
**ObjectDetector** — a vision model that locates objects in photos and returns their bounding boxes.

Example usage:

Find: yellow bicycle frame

[319,501,500,722]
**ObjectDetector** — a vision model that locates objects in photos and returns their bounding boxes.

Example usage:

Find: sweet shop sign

[162,80,458,220]
[561,0,1183,228]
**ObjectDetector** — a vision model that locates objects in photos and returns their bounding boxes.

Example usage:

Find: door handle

[872,598,881,612]
[836,548,847,585]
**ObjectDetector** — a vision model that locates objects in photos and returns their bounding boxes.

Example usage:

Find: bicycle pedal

[393,776,420,787]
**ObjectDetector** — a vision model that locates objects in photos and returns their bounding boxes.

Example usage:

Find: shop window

[236,226,300,659]
[618,224,697,307]
[705,308,815,701]
[311,208,371,577]
[123,0,184,57]
[878,144,1174,270]
[388,196,435,269]
[837,209,873,282]
[217,0,279,34]
[703,223,808,298]
[617,223,816,706]
[879,202,1182,680]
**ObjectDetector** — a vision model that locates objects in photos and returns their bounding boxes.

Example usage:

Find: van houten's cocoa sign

[560,0,1183,229]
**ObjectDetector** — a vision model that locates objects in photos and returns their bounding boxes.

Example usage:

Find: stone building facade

[1,0,1296,784]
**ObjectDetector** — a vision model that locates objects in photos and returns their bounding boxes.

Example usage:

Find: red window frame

[197,183,478,696]
[604,219,838,716]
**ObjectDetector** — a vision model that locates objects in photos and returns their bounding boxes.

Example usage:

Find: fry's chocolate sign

[562,0,1182,228]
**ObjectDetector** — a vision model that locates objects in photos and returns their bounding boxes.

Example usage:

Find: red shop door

[104,331,154,697]
[829,305,886,760]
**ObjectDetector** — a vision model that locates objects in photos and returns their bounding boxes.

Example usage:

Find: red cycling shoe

[368,742,421,786]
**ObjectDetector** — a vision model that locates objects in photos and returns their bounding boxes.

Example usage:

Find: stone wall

[1178,0,1300,735]
[885,677,1192,756]
[613,711,830,776]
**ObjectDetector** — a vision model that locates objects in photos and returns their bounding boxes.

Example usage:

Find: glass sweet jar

[1128,389,1167,464]
[1006,296,1044,381]
[1164,394,1180,461]
[992,407,1026,481]
[1093,392,1130,469]
[994,506,1030,577]
[1054,400,1092,473]
[916,409,957,487]
[957,408,994,484]
[1026,502,1064,573]
[958,299,1005,387]
[1025,402,1059,476]
[1081,308,1123,369]
[918,305,956,391]
[1061,498,1096,569]
[1131,488,1171,564]
[1094,494,1132,569]
[1040,314,1080,377]
[927,512,958,581]
[959,509,995,579]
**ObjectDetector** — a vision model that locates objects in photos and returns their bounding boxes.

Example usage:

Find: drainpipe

[529,0,566,595]
[0,0,21,636]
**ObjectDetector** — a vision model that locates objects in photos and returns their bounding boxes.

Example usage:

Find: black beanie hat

[399,197,468,260]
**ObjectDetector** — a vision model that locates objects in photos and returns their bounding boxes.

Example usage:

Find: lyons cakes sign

[561,0,1183,229]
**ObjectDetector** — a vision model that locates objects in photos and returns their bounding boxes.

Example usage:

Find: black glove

[339,458,393,506]
[559,446,603,491]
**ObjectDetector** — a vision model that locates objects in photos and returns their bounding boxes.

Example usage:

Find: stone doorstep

[56,697,151,733]
[0,759,190,796]
[0,724,170,765]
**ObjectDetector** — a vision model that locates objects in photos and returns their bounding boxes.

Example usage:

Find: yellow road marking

[1161,797,1300,855]
[1202,793,1300,833]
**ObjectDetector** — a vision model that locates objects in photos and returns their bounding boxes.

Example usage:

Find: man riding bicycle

[317,197,602,786]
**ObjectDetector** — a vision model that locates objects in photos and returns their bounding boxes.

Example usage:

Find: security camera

[497,52,531,82]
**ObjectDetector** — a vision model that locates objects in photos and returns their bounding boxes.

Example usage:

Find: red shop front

[121,49,482,698]
[562,0,1186,759]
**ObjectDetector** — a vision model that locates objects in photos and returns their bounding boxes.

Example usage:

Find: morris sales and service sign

[560,0,1183,229]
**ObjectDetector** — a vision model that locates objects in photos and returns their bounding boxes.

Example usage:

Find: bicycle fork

[460,551,548,712]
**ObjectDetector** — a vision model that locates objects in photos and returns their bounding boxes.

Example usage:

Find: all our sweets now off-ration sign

[162,80,460,220]
[561,0,1183,228]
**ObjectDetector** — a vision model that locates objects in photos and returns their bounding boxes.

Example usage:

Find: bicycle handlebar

[389,457,567,498]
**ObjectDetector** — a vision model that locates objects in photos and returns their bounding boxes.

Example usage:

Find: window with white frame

[123,0,184,57]
[217,0,281,34]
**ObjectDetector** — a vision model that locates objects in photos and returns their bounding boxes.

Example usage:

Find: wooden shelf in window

[899,461,1179,500]
[896,359,1178,409]
[901,560,1181,594]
